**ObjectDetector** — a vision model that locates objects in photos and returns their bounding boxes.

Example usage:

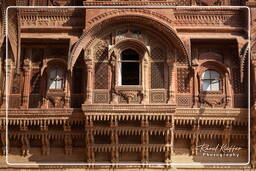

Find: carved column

[110,118,119,163]
[224,72,232,108]
[85,118,94,163]
[20,124,29,156]
[191,123,199,156]
[222,121,232,146]
[141,56,149,104]
[166,58,175,104]
[84,58,93,104]
[1,59,12,108]
[141,117,149,164]
[64,122,72,155]
[21,49,32,108]
[40,121,50,155]
[165,116,173,164]
[64,73,71,108]
[109,51,118,104]
[0,49,3,107]
[0,126,6,155]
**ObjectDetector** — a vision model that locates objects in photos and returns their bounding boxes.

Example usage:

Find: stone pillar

[191,123,199,156]
[141,118,149,164]
[1,59,13,108]
[40,122,50,155]
[64,72,71,108]
[225,72,232,108]
[0,49,3,107]
[0,128,6,155]
[85,118,94,163]
[141,56,149,104]
[20,124,29,156]
[165,116,173,164]
[84,59,93,104]
[193,67,199,108]
[21,49,32,108]
[110,118,119,163]
[64,122,72,155]
[166,58,175,104]
[222,121,232,146]
[109,52,118,104]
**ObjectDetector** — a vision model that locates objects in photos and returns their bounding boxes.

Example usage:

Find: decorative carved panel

[151,62,164,89]
[176,54,188,65]
[118,90,141,104]
[94,41,108,61]
[150,91,166,103]
[176,95,192,107]
[93,92,109,103]
[95,62,109,89]
[199,94,226,108]
[9,95,21,108]
[151,47,165,60]
[177,68,190,93]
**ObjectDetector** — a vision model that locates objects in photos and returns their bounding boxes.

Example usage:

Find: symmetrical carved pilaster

[84,50,93,104]
[21,49,32,109]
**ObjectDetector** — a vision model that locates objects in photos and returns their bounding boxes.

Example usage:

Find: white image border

[5,5,251,167]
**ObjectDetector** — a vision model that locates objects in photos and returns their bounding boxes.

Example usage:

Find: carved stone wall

[0,3,250,169]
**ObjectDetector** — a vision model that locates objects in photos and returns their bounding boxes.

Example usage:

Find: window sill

[200,91,223,95]
[115,85,143,91]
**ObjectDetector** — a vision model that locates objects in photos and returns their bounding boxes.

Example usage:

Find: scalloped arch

[68,14,190,71]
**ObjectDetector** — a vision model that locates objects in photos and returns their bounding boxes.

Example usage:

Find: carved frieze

[20,9,84,29]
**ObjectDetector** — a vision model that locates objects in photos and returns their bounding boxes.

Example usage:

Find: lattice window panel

[232,68,244,94]
[30,68,40,94]
[177,68,190,93]
[176,95,191,107]
[176,54,188,64]
[151,47,165,60]
[95,63,109,89]
[93,92,109,103]
[150,91,165,103]
[9,95,21,108]
[151,62,164,89]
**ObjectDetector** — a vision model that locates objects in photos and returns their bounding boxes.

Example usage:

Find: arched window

[121,49,140,85]
[202,70,221,91]
[48,67,64,89]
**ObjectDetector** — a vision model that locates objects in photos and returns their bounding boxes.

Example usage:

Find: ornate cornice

[20,8,84,31]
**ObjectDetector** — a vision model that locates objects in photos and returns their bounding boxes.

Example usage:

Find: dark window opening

[121,49,140,85]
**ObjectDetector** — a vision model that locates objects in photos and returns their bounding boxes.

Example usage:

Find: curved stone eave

[68,15,190,71]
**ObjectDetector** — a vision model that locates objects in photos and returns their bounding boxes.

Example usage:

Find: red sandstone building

[0,0,255,170]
